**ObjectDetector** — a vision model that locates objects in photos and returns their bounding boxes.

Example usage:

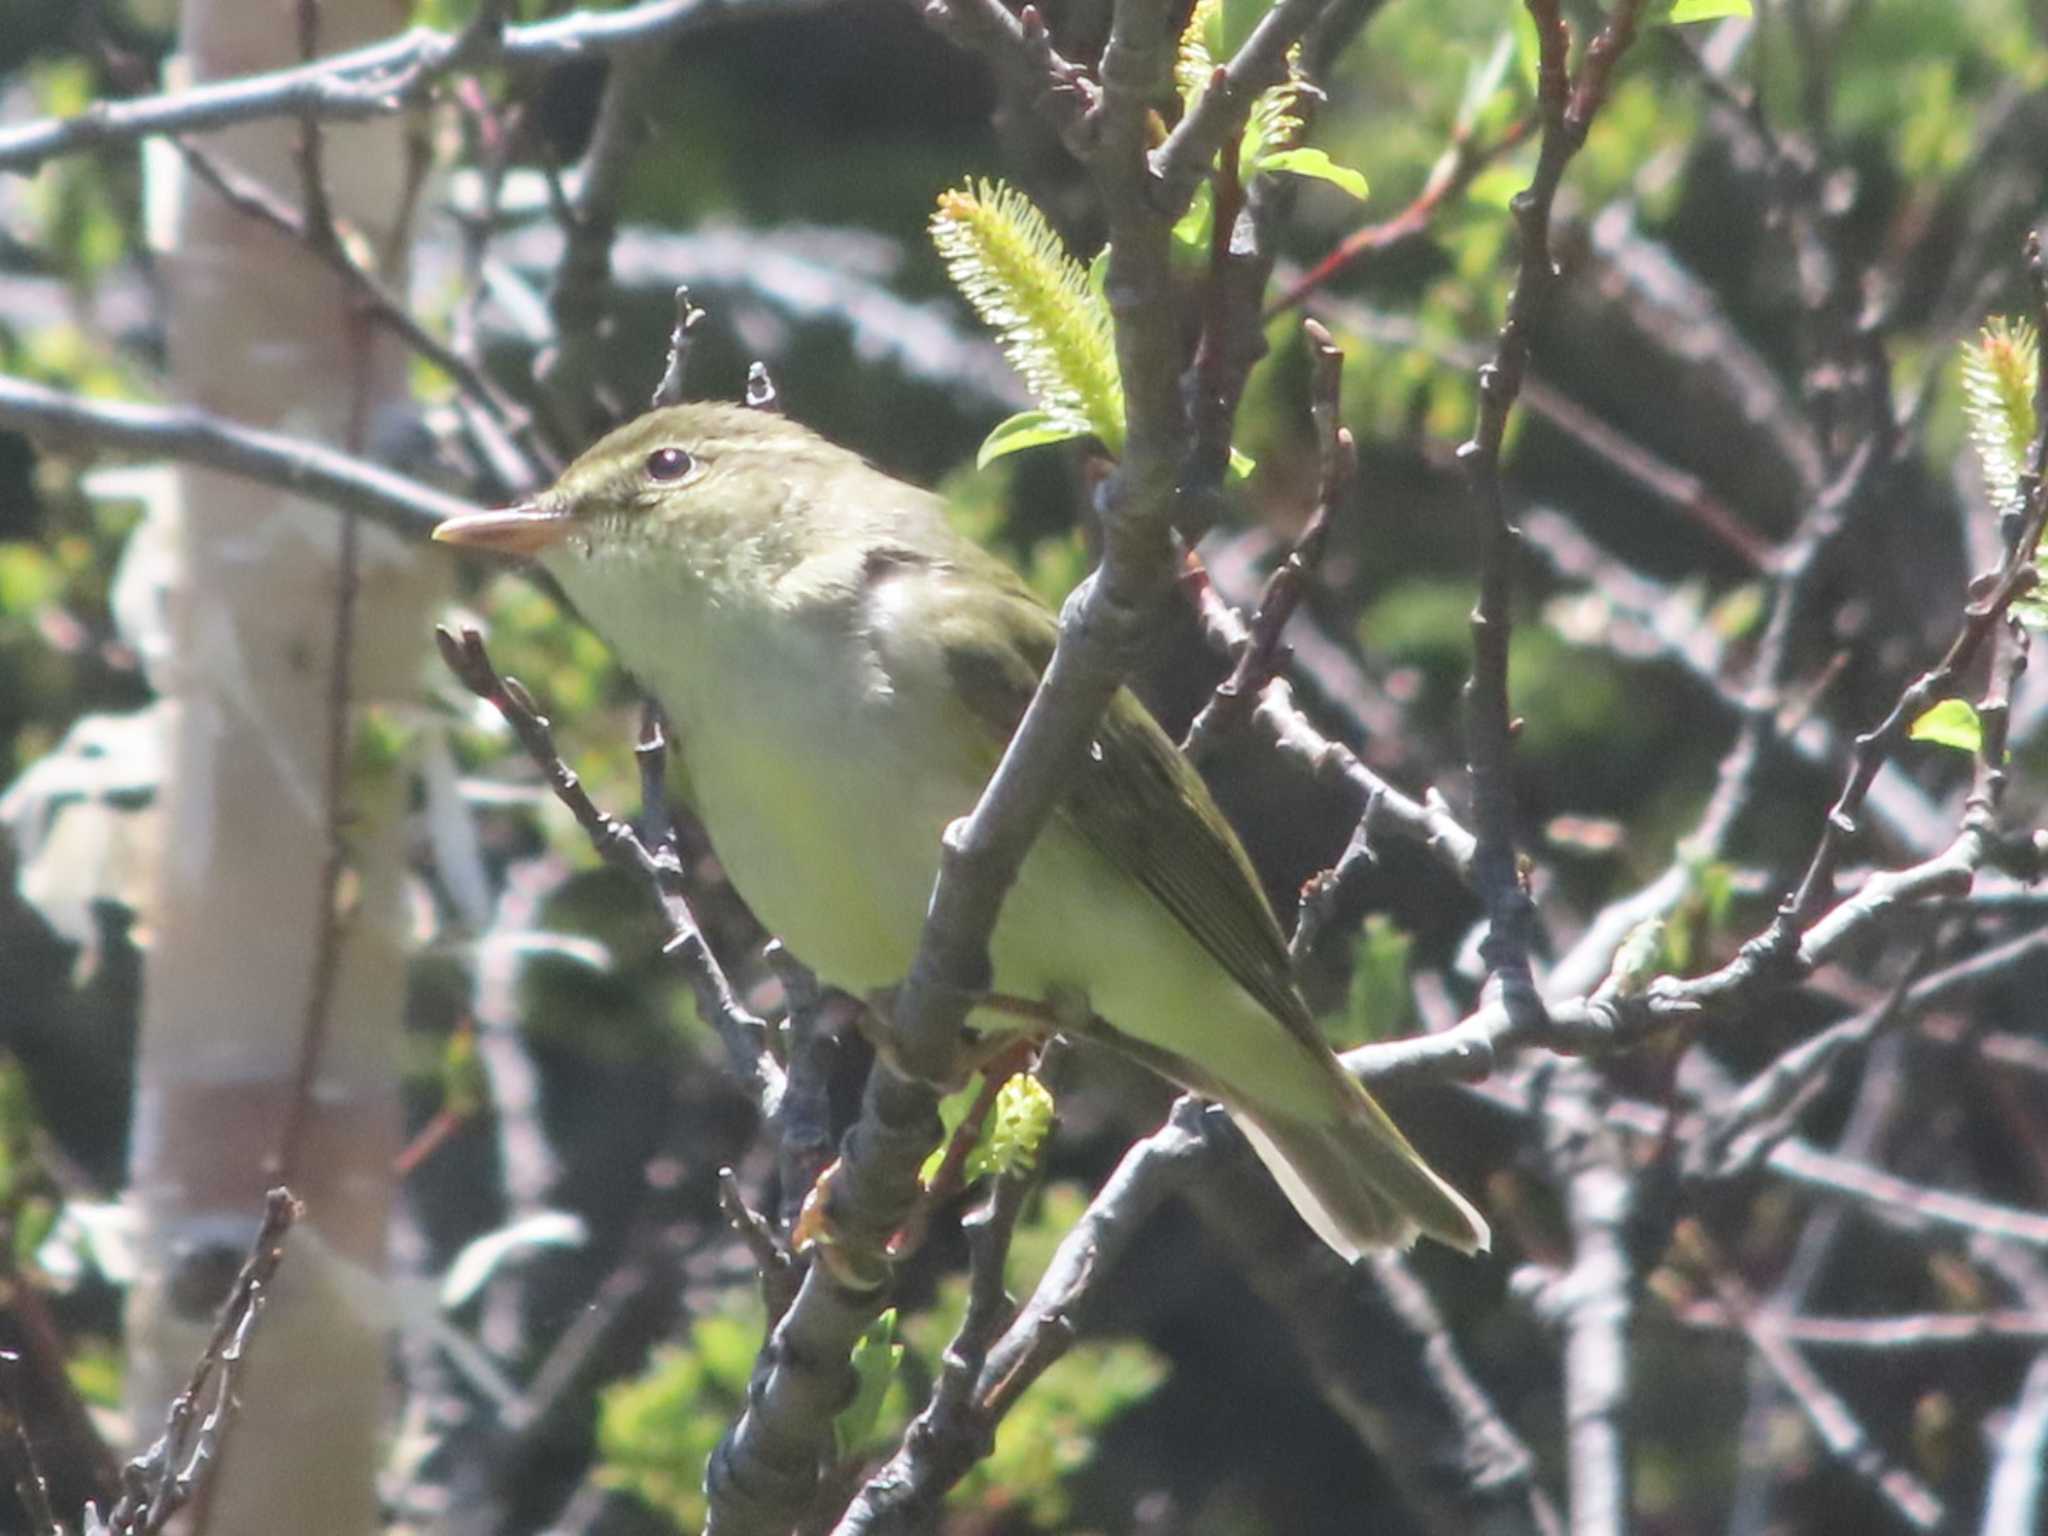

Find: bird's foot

[789,1161,892,1293]
[863,986,1069,1088]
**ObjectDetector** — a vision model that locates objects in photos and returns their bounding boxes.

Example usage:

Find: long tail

[1231,1074,1490,1260]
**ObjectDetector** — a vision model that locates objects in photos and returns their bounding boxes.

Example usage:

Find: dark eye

[645,446,694,482]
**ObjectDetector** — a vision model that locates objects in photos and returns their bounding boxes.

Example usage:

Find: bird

[433,401,1488,1259]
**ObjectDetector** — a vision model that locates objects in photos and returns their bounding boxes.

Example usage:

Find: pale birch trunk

[124,1,438,1530]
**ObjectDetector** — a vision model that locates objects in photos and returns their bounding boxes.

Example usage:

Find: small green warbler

[434,403,1487,1258]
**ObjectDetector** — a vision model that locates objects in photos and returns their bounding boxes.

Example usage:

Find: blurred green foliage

[3,0,2047,1531]
[1334,913,1414,1048]
[597,1300,768,1531]
[597,1181,1165,1531]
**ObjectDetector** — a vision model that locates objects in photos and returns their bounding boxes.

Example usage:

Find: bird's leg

[793,994,1053,1281]
[861,986,1064,1087]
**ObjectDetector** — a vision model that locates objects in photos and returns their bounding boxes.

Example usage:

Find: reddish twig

[1269,112,1538,316]
[1458,0,1647,1037]
[1183,319,1355,761]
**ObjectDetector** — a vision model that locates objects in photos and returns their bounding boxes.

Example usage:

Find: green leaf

[596,1303,766,1531]
[13,1196,55,1270]
[1256,148,1368,201]
[1669,0,1753,18]
[441,1026,488,1119]
[1173,181,1215,254]
[1708,581,1767,640]
[1908,698,1984,754]
[934,180,1125,454]
[987,1073,1056,1175]
[1219,0,1268,57]
[919,1075,995,1185]
[835,1310,904,1459]
[977,410,1086,469]
[1227,446,1257,482]
[66,1337,122,1409]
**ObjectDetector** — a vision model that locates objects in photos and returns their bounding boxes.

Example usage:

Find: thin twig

[0,1354,62,1536]
[0,374,476,538]
[93,1191,299,1536]
[171,137,544,485]
[833,1082,1051,1536]
[720,1168,800,1322]
[1183,319,1353,760]
[1269,111,1538,317]
[434,626,785,1113]
[535,43,664,441]
[1528,1067,1638,1536]
[764,942,839,1232]
[1458,0,1647,1043]
[1681,1221,1946,1532]
[649,287,707,409]
[0,0,831,175]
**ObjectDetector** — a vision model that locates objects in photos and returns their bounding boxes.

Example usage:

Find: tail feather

[1231,1083,1490,1260]
[1079,1006,1489,1259]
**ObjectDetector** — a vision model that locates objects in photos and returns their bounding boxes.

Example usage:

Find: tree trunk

[124,2,437,1531]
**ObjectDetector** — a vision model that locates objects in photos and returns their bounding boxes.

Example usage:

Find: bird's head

[432,402,846,565]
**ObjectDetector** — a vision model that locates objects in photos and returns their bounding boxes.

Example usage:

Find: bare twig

[1183,319,1353,760]
[92,1191,299,1536]
[1672,1303,2048,1351]
[1682,1221,1946,1532]
[720,1169,800,1322]
[535,41,666,441]
[1745,237,2048,974]
[0,0,831,175]
[275,339,369,1191]
[833,1088,1050,1536]
[763,943,840,1232]
[171,137,543,486]
[1183,1135,1561,1536]
[1461,1071,2048,1251]
[912,0,1094,160]
[434,626,785,1113]
[1177,552,1481,896]
[1526,1068,1638,1536]
[649,287,707,409]
[0,374,475,538]
[1980,1243,2048,1535]
[0,1354,62,1536]
[1457,0,1646,1042]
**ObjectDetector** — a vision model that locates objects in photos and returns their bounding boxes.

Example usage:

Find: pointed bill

[432,503,572,556]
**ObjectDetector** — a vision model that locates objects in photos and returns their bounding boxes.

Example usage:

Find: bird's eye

[645,446,695,483]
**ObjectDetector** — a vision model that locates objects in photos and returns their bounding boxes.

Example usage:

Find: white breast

[547,542,969,992]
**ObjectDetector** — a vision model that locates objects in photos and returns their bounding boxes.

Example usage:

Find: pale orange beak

[431,503,573,556]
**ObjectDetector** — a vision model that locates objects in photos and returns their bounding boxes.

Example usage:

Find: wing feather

[922,563,1319,1043]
